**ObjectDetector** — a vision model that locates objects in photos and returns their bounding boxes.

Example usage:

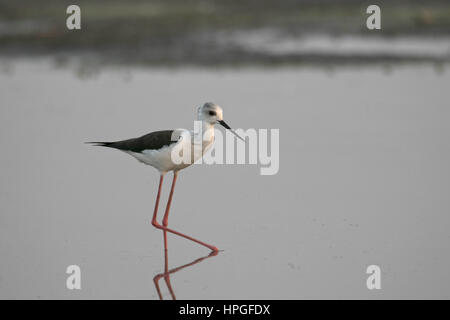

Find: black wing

[87,130,176,153]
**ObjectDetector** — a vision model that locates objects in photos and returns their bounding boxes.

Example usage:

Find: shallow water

[0,59,449,299]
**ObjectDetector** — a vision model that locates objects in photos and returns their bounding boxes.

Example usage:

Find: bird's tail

[85,141,114,147]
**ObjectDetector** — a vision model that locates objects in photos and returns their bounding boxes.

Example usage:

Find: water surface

[0,59,449,299]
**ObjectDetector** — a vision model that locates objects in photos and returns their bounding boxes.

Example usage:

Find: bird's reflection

[153,231,219,300]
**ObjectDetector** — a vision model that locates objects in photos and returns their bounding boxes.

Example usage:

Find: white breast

[125,128,215,173]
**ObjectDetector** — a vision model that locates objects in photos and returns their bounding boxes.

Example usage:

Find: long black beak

[218,120,245,142]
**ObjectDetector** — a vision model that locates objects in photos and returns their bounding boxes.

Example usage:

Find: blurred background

[0,0,449,67]
[1,0,450,299]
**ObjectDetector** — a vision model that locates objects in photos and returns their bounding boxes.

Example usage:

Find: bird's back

[90,130,176,152]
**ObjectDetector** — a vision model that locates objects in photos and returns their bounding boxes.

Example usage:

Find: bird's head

[197,102,244,142]
[197,102,223,123]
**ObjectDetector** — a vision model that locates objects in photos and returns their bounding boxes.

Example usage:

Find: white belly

[125,145,175,173]
[124,131,214,173]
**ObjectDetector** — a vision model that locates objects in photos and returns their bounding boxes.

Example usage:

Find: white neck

[191,120,215,143]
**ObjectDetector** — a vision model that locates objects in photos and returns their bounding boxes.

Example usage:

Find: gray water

[215,31,450,60]
[0,59,449,299]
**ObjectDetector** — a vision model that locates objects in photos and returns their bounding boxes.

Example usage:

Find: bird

[87,102,244,252]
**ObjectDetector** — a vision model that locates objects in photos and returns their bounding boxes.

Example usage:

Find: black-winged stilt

[87,102,243,252]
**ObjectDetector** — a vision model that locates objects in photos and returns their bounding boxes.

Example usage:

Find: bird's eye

[208,111,216,116]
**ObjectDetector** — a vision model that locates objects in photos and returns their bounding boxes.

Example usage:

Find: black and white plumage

[87,102,243,173]
[90,130,175,152]
[87,102,244,252]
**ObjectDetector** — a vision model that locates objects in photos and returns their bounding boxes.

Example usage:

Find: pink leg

[163,171,178,250]
[151,174,164,227]
[162,171,178,227]
[151,171,219,252]
[162,172,178,250]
